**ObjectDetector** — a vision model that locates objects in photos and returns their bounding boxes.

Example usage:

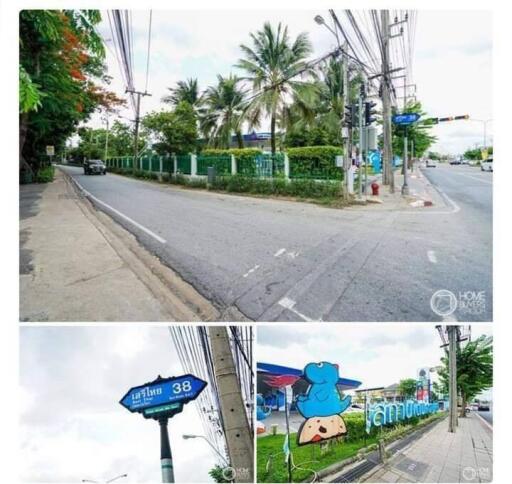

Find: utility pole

[159,417,174,483]
[342,44,351,200]
[448,326,458,433]
[126,89,151,173]
[358,83,364,200]
[103,113,110,161]
[208,327,253,483]
[381,10,394,193]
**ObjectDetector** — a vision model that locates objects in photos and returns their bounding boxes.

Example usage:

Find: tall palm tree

[200,74,247,149]
[236,22,316,153]
[162,78,200,107]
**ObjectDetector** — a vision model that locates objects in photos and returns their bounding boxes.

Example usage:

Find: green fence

[176,155,191,174]
[197,155,231,176]
[106,152,342,181]
[237,153,285,178]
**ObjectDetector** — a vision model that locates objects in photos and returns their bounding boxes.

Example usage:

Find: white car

[481,157,493,172]
[426,159,437,168]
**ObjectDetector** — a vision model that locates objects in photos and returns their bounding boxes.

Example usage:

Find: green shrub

[201,148,262,163]
[35,165,55,183]
[287,145,343,180]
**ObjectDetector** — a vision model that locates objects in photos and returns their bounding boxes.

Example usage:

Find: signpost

[46,145,55,165]
[120,375,207,483]
[392,113,421,195]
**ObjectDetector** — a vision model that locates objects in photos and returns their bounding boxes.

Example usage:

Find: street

[59,163,492,322]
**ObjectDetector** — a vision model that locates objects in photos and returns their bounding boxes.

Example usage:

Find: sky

[91,9,492,156]
[19,326,218,483]
[257,323,493,398]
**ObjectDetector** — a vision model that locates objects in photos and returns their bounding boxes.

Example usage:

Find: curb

[474,411,493,432]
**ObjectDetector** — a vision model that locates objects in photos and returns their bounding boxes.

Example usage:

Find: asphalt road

[477,409,493,426]
[59,163,492,322]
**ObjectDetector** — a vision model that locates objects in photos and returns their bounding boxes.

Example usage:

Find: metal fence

[105,152,343,181]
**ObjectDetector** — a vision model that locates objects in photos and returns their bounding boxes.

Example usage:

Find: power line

[144,10,153,92]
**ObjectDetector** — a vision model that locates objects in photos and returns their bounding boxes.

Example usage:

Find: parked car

[83,159,107,175]
[477,402,491,411]
[426,159,437,168]
[481,157,493,172]
[449,159,461,165]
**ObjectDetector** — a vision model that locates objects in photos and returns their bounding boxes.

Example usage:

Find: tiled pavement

[362,414,492,483]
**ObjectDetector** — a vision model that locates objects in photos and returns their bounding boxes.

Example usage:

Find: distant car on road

[449,159,462,165]
[83,159,107,175]
[426,159,437,168]
[481,157,493,172]
[477,402,491,411]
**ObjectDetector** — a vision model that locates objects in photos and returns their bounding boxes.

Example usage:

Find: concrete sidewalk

[20,170,218,321]
[361,414,492,483]
[355,165,444,210]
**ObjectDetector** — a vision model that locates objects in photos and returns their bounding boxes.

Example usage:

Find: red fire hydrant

[371,182,380,196]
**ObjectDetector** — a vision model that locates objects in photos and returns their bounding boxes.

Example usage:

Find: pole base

[401,185,410,196]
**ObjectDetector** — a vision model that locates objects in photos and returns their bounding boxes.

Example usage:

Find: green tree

[142,101,198,155]
[392,101,437,161]
[162,78,200,107]
[438,335,493,417]
[200,74,247,148]
[236,22,316,153]
[398,378,417,399]
[19,10,122,178]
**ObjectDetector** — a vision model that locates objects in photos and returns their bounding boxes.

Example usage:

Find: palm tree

[200,74,247,149]
[162,78,200,107]
[236,22,316,153]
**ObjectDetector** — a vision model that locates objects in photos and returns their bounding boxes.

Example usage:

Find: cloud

[19,327,217,483]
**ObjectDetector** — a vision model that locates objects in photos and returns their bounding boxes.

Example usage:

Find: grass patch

[257,433,378,483]
[257,412,447,482]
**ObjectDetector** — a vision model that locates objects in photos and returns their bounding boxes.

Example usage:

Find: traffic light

[364,101,378,126]
[344,104,357,127]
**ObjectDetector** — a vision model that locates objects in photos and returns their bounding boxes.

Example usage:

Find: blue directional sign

[392,113,421,125]
[120,375,207,413]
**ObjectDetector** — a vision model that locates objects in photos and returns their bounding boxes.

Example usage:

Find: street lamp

[82,474,127,484]
[470,118,492,149]
[182,434,230,466]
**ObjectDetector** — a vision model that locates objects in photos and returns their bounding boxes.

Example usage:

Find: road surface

[59,163,492,322]
[477,409,493,426]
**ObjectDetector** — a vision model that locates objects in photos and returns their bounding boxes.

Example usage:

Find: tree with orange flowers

[19,10,124,180]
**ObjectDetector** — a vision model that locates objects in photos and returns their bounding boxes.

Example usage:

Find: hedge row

[287,145,343,180]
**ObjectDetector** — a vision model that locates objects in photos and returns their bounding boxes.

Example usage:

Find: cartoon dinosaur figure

[296,362,352,418]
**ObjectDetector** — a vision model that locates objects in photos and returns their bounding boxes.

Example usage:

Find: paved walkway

[20,170,205,321]
[362,414,492,483]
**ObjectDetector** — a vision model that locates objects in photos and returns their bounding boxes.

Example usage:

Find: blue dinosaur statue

[256,394,272,421]
[296,362,352,418]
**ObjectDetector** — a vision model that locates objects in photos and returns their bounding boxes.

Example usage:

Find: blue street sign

[120,375,207,413]
[392,113,421,125]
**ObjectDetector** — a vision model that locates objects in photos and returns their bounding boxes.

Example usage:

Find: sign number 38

[172,380,192,394]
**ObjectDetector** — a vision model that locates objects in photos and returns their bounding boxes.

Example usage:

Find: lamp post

[182,434,230,467]
[470,119,492,148]
[82,474,128,483]
[314,13,351,199]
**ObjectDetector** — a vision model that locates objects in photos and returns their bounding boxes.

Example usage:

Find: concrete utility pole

[103,113,110,162]
[381,10,395,193]
[448,325,458,433]
[402,125,410,195]
[342,44,351,200]
[126,89,151,173]
[208,327,254,483]
[358,84,364,199]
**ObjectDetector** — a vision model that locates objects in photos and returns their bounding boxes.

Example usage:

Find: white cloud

[19,327,217,483]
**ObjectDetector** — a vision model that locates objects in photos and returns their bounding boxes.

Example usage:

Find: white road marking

[278,297,320,322]
[427,250,437,264]
[70,176,167,244]
[274,248,286,257]
[243,264,260,278]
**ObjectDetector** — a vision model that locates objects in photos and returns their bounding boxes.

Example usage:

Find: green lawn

[257,433,378,483]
